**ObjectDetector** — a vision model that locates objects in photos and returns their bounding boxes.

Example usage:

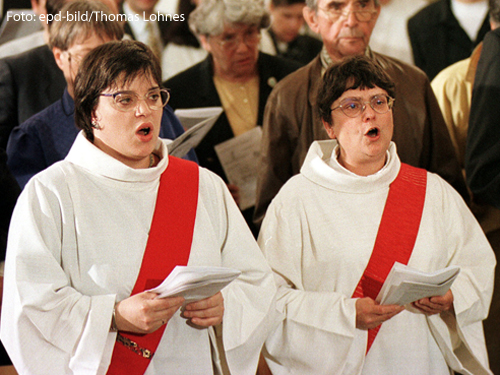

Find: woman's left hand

[411,289,454,315]
[182,291,224,327]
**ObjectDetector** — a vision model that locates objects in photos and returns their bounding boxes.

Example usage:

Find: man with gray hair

[254,0,468,226]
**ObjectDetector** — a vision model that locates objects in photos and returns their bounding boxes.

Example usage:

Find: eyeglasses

[211,29,261,51]
[318,6,377,23]
[101,88,170,112]
[331,95,395,118]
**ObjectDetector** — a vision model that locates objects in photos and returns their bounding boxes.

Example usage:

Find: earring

[92,119,101,130]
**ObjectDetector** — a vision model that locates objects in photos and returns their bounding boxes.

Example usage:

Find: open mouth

[138,127,151,135]
[366,127,379,137]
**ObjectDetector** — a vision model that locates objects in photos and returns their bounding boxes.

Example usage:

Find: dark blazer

[164,52,301,180]
[0,146,20,261]
[0,44,66,149]
[408,0,489,81]
[466,28,500,211]
[265,29,323,66]
[165,52,301,236]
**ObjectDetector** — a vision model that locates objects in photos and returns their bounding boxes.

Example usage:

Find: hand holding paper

[182,291,225,327]
[376,262,460,306]
[412,289,454,315]
[147,265,241,304]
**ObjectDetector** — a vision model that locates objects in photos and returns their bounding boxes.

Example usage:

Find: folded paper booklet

[214,126,263,211]
[168,107,223,158]
[147,266,241,303]
[376,262,460,306]
[174,107,223,130]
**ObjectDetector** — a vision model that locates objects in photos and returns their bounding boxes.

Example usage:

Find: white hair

[189,0,271,36]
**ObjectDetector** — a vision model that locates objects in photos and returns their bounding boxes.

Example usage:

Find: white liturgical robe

[259,140,495,375]
[1,132,277,375]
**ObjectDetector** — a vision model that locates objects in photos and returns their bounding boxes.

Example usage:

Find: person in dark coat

[408,0,490,81]
[165,0,301,237]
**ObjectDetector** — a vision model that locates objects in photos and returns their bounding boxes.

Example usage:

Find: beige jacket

[432,44,500,234]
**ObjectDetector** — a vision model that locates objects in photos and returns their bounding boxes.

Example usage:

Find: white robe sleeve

[425,176,495,375]
[258,197,362,375]
[1,177,116,375]
[194,170,279,375]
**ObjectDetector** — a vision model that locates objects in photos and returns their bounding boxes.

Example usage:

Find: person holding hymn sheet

[0,40,277,375]
[164,0,301,238]
[258,55,495,375]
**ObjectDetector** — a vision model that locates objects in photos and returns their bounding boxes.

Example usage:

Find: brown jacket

[255,50,468,225]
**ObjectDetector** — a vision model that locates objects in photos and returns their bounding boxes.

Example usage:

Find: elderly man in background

[165,0,301,237]
[254,0,467,226]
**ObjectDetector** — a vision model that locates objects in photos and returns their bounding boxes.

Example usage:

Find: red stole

[106,156,199,375]
[351,163,427,353]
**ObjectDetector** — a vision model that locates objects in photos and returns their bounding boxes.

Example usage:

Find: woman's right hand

[114,292,185,334]
[355,297,404,330]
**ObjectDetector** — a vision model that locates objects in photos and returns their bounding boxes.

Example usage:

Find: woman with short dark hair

[259,55,494,375]
[1,39,277,375]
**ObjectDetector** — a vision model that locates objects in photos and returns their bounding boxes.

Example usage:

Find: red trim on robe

[106,157,199,374]
[351,163,427,353]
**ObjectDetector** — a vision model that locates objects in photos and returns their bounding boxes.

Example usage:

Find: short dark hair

[490,0,500,26]
[317,55,395,125]
[74,40,162,142]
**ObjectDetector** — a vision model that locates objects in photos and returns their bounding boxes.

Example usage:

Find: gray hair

[490,0,500,26]
[189,0,271,36]
[305,0,379,11]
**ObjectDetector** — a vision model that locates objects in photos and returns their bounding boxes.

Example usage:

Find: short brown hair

[317,55,395,125]
[74,40,162,141]
[49,0,124,51]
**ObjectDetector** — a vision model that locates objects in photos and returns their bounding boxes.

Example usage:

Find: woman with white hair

[164,0,301,237]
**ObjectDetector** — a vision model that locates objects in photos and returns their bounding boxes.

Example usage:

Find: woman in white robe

[258,55,495,375]
[0,39,277,375]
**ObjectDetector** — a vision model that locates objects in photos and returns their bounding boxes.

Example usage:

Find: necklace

[148,153,154,168]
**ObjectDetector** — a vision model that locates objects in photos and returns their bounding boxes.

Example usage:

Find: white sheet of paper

[376,262,460,306]
[147,266,241,303]
[214,126,262,211]
[168,108,222,158]
[174,107,223,130]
